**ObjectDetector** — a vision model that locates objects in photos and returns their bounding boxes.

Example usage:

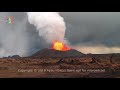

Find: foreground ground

[0,55,120,78]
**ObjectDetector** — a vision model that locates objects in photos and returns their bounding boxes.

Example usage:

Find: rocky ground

[0,54,120,78]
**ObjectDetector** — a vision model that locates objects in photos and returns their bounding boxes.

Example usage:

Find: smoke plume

[27,12,67,44]
[1,12,120,57]
[0,12,68,58]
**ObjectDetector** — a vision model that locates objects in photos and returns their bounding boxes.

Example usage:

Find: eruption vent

[27,12,67,44]
[51,40,71,51]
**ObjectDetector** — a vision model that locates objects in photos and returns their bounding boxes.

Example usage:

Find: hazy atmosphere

[0,12,120,57]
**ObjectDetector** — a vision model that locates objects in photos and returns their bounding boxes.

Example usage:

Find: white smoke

[0,12,69,58]
[0,13,29,58]
[27,12,67,44]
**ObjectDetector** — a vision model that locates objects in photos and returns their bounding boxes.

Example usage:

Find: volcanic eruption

[27,12,71,51]
[27,12,83,58]
[51,40,71,51]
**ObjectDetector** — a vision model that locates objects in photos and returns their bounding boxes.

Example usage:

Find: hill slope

[31,48,84,58]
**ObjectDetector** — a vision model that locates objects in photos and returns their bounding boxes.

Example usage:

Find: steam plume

[27,12,67,44]
[0,12,68,58]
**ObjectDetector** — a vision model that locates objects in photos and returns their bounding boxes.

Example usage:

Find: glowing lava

[51,40,71,51]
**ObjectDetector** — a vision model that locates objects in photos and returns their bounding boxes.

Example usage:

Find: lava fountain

[51,40,71,51]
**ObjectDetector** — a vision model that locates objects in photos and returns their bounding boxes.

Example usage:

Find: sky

[0,12,120,57]
[60,12,120,54]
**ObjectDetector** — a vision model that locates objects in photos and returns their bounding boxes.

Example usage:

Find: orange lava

[51,40,71,51]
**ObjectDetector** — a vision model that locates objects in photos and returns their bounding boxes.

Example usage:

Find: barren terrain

[0,49,120,78]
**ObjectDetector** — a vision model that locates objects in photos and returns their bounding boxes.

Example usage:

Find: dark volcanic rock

[11,55,20,58]
[87,53,120,64]
[31,48,84,58]
[7,55,20,59]
[2,55,20,59]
